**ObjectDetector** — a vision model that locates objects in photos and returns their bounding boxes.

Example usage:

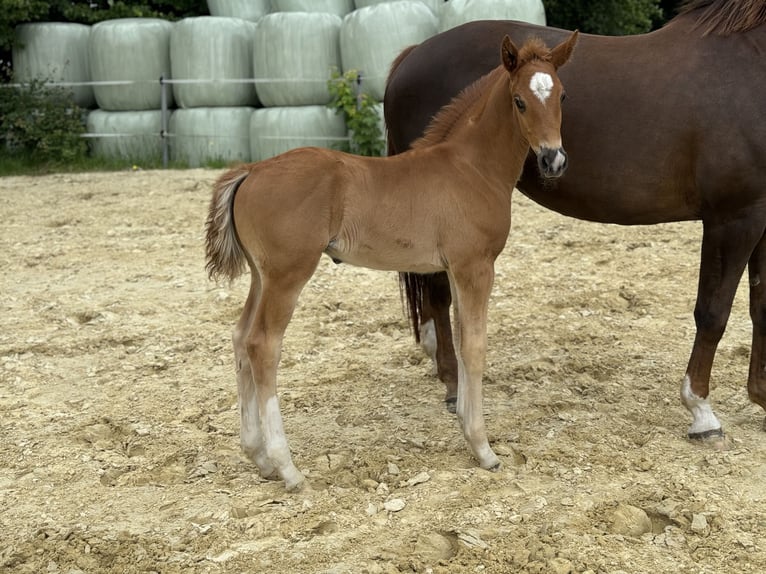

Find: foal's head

[502,31,578,178]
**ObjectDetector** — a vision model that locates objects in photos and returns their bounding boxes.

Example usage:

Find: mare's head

[502,31,578,178]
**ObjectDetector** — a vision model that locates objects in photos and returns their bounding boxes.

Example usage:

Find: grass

[0,153,225,177]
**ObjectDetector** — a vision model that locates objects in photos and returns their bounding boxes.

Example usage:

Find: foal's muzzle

[537,147,568,178]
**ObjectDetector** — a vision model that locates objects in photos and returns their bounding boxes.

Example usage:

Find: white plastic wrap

[340,1,438,101]
[270,0,355,17]
[250,105,347,161]
[89,18,175,111]
[169,107,255,167]
[12,22,95,108]
[206,0,271,21]
[354,0,443,13]
[438,0,546,33]
[170,17,257,108]
[86,109,162,161]
[254,12,342,107]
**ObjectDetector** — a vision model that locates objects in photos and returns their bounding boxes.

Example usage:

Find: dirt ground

[2,169,765,574]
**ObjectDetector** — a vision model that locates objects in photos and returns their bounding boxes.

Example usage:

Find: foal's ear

[501,35,519,73]
[550,30,579,69]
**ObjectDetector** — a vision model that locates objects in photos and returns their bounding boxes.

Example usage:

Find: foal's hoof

[687,427,724,441]
[445,397,457,414]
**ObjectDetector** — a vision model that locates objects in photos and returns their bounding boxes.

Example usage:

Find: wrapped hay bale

[86,109,162,161]
[12,22,95,108]
[340,1,437,101]
[207,0,270,21]
[354,0,442,13]
[89,18,174,111]
[169,107,255,167]
[254,13,342,107]
[250,105,346,161]
[171,17,257,108]
[438,0,546,32]
[271,0,355,17]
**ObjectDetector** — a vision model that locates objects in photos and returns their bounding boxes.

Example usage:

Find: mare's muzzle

[537,147,568,178]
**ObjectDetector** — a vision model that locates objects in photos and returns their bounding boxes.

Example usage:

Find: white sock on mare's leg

[680,375,722,437]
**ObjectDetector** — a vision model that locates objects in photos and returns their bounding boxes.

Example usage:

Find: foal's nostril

[538,148,567,177]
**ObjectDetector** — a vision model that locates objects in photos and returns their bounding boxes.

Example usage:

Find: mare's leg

[245,261,320,491]
[234,269,279,479]
[448,264,501,471]
[682,217,765,439]
[421,272,459,411]
[746,231,766,418]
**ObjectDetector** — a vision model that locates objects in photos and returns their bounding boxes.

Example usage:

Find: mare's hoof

[688,427,729,451]
[445,397,457,414]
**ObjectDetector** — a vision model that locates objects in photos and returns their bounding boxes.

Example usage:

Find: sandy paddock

[1,169,764,573]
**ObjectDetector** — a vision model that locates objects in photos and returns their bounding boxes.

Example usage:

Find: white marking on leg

[680,375,722,435]
[419,318,438,374]
[529,72,553,104]
[262,395,304,489]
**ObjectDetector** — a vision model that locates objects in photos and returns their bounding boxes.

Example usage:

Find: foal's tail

[205,167,250,282]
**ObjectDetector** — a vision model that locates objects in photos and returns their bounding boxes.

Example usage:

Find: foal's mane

[679,0,766,35]
[411,37,552,150]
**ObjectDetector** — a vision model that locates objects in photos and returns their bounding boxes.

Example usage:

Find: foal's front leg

[449,264,501,471]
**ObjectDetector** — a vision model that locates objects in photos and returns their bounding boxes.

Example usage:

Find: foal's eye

[513,95,526,112]
[560,92,567,103]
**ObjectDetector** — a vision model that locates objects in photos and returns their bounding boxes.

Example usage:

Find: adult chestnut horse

[384,0,766,440]
[206,33,578,490]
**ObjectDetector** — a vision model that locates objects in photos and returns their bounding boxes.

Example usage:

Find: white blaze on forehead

[529,72,554,104]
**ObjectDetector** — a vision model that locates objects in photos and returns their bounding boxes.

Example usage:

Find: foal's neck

[448,67,530,190]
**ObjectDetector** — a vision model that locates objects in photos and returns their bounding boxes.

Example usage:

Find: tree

[0,0,207,53]
[543,0,668,35]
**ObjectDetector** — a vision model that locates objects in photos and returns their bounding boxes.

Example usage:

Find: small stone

[690,513,708,534]
[609,504,652,537]
[230,505,249,519]
[456,529,488,549]
[547,557,574,574]
[403,471,430,487]
[383,498,406,512]
[414,531,457,562]
[387,462,400,475]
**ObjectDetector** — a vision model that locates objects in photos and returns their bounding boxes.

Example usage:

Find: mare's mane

[411,37,552,150]
[679,0,766,35]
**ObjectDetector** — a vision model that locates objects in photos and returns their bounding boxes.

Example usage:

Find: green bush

[0,72,87,164]
[543,0,665,35]
[327,68,384,157]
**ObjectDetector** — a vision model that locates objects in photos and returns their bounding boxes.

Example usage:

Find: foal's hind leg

[421,272,459,412]
[746,231,766,422]
[682,218,765,440]
[244,263,320,491]
[234,270,279,480]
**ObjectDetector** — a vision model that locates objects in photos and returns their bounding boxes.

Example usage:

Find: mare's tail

[205,167,250,282]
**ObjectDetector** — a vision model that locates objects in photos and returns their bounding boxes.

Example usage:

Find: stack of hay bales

[12,22,95,109]
[86,18,173,161]
[250,10,348,161]
[439,0,546,31]
[169,16,257,167]
[11,0,547,166]
[206,0,270,20]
